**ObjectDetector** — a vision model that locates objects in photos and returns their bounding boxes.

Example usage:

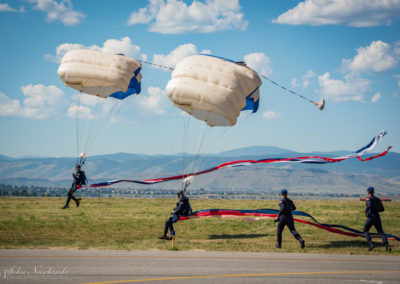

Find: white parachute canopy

[166,55,262,127]
[57,49,142,99]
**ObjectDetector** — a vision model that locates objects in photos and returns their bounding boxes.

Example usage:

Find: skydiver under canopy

[274,189,305,249]
[159,190,192,240]
[62,164,87,209]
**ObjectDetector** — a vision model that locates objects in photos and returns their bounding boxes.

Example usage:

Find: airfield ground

[0,198,399,254]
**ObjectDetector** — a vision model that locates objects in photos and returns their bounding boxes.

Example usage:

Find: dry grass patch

[0,197,398,254]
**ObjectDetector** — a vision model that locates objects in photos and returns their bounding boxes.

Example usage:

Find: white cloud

[302,79,310,89]
[342,40,399,73]
[371,92,381,103]
[138,87,168,114]
[101,38,141,57]
[262,110,282,119]
[0,3,25,12]
[28,0,85,26]
[0,93,21,116]
[152,43,210,70]
[303,70,316,79]
[302,70,316,88]
[292,70,316,89]
[67,104,94,120]
[127,0,247,34]
[45,37,141,63]
[0,84,65,119]
[272,0,400,27]
[243,52,272,76]
[291,78,300,88]
[318,72,370,102]
[20,84,65,119]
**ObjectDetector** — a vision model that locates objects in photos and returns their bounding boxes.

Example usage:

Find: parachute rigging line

[260,74,324,110]
[77,130,390,189]
[136,59,174,71]
[178,208,400,241]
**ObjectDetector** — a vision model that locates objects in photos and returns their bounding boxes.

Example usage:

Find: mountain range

[1,146,399,194]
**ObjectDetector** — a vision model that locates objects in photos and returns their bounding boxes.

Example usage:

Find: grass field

[0,197,399,254]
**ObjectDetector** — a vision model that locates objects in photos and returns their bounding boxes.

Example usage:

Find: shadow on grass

[309,240,387,249]
[208,234,268,240]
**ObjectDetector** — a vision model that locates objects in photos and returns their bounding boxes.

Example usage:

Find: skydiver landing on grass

[62,164,87,209]
[159,190,192,240]
[274,189,305,249]
[363,187,391,252]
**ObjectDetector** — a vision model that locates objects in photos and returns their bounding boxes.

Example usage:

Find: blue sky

[0,0,399,158]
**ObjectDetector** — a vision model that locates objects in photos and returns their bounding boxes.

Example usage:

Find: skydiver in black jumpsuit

[159,190,192,240]
[274,189,305,248]
[363,186,391,251]
[62,164,87,209]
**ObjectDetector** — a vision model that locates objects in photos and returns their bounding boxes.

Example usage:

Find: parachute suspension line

[173,111,186,179]
[82,99,100,155]
[74,92,91,165]
[260,74,325,110]
[186,122,210,174]
[198,114,251,184]
[75,92,81,164]
[85,98,129,158]
[137,57,190,178]
[181,113,192,178]
[88,99,113,153]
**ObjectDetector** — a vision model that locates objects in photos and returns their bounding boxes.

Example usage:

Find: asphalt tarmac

[0,249,399,284]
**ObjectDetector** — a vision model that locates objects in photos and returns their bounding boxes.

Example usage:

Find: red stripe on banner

[357,146,391,161]
[75,144,391,188]
[179,211,398,241]
[292,218,361,238]
[360,198,391,202]
[139,148,390,184]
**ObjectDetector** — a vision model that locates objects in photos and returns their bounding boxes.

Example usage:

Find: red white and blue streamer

[178,208,400,241]
[79,130,391,188]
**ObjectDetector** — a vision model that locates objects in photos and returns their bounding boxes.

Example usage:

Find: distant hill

[219,146,296,156]
[0,147,399,194]
[0,154,13,161]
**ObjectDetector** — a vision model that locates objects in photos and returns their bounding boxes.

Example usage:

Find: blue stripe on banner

[354,130,386,154]
[81,131,389,188]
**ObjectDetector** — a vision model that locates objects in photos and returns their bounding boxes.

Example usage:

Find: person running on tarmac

[363,186,391,251]
[274,189,305,249]
[62,164,87,209]
[159,190,192,240]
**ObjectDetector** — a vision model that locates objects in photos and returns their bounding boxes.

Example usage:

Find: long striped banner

[78,130,390,188]
[178,208,400,241]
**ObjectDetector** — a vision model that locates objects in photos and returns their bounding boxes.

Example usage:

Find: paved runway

[0,249,399,283]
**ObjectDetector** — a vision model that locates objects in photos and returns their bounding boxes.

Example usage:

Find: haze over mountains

[1,146,399,194]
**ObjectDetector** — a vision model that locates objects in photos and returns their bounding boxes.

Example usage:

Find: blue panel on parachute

[110,67,142,100]
[241,87,260,113]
